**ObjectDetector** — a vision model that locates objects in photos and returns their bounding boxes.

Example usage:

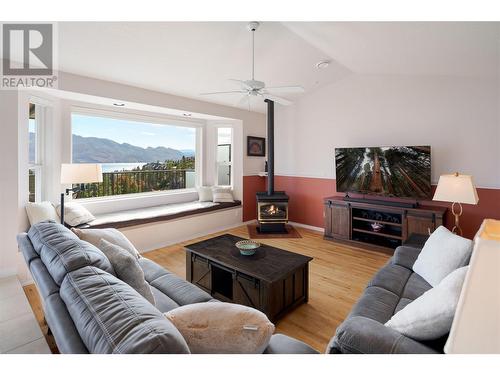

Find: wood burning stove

[256,99,289,233]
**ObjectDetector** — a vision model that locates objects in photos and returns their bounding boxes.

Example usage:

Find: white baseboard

[0,268,18,279]
[289,221,324,233]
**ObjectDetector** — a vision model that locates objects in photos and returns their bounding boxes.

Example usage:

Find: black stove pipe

[264,99,274,196]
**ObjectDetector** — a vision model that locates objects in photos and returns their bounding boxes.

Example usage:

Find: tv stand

[343,196,418,209]
[324,196,447,253]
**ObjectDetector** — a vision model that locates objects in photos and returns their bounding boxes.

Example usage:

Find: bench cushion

[82,200,241,229]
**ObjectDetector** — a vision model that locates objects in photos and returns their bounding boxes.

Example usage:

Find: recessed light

[316,60,331,69]
[113,103,125,107]
[183,113,192,117]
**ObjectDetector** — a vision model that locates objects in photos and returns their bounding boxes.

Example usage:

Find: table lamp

[432,172,479,236]
[60,163,102,225]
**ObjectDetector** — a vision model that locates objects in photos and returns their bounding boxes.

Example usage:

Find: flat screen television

[335,146,431,199]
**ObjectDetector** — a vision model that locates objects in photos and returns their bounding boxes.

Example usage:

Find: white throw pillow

[164,302,275,354]
[72,227,140,259]
[212,186,234,203]
[56,202,95,227]
[197,186,213,202]
[385,266,468,341]
[413,226,472,286]
[25,201,59,226]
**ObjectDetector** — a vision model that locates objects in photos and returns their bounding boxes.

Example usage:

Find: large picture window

[71,113,197,199]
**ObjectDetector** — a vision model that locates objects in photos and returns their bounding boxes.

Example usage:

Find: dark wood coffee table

[185,234,313,322]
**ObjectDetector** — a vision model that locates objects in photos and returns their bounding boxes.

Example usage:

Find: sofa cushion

[401,272,433,301]
[264,334,319,354]
[28,221,114,285]
[349,286,400,324]
[139,257,214,305]
[368,262,412,296]
[150,286,180,313]
[60,266,190,354]
[330,316,439,354]
[394,297,413,314]
[392,245,422,270]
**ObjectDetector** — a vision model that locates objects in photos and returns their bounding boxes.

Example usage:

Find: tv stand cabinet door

[406,212,438,237]
[326,200,350,240]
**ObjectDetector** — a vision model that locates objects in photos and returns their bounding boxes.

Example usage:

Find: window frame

[216,127,234,187]
[69,107,203,202]
[28,101,45,203]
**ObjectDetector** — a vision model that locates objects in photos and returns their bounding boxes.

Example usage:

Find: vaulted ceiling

[57,22,500,112]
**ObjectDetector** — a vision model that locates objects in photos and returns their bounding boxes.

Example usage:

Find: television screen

[335,146,431,199]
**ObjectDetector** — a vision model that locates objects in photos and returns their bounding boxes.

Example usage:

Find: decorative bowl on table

[371,222,384,232]
[235,240,261,256]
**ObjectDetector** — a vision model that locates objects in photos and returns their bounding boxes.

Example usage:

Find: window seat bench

[79,200,242,229]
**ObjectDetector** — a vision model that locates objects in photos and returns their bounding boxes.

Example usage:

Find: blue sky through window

[72,114,196,150]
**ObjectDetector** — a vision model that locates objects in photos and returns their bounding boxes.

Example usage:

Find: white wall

[275,74,500,188]
[0,91,20,278]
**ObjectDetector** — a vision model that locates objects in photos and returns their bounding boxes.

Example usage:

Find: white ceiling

[57,22,500,113]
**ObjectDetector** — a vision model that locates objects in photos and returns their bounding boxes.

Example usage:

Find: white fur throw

[164,302,275,353]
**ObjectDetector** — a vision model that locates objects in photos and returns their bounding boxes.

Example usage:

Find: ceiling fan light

[316,60,331,69]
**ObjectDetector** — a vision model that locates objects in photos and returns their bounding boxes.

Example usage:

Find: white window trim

[69,107,203,203]
[28,102,46,202]
[216,126,234,187]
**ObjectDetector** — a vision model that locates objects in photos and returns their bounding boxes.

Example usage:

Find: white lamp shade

[432,173,479,205]
[60,164,103,184]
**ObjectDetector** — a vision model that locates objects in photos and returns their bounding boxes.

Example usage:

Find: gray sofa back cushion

[28,221,115,285]
[60,266,190,354]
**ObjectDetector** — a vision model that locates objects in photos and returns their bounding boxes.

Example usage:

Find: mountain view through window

[71,114,196,198]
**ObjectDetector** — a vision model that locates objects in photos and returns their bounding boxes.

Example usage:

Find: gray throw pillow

[98,239,155,306]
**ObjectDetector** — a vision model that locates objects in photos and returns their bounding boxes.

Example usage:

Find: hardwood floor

[24,225,390,353]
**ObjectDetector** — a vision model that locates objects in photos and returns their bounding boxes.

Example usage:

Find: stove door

[258,202,288,222]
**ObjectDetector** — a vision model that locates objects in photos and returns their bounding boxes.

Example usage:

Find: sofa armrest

[264,334,319,354]
[392,245,422,270]
[327,316,439,354]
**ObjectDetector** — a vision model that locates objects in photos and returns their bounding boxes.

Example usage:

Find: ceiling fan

[200,22,305,109]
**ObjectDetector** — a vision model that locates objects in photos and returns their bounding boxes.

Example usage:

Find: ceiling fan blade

[262,94,292,106]
[236,94,252,111]
[199,90,247,96]
[228,79,253,90]
[264,85,305,94]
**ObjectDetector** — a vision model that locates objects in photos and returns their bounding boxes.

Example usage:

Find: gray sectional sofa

[18,221,318,354]
[327,241,450,354]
